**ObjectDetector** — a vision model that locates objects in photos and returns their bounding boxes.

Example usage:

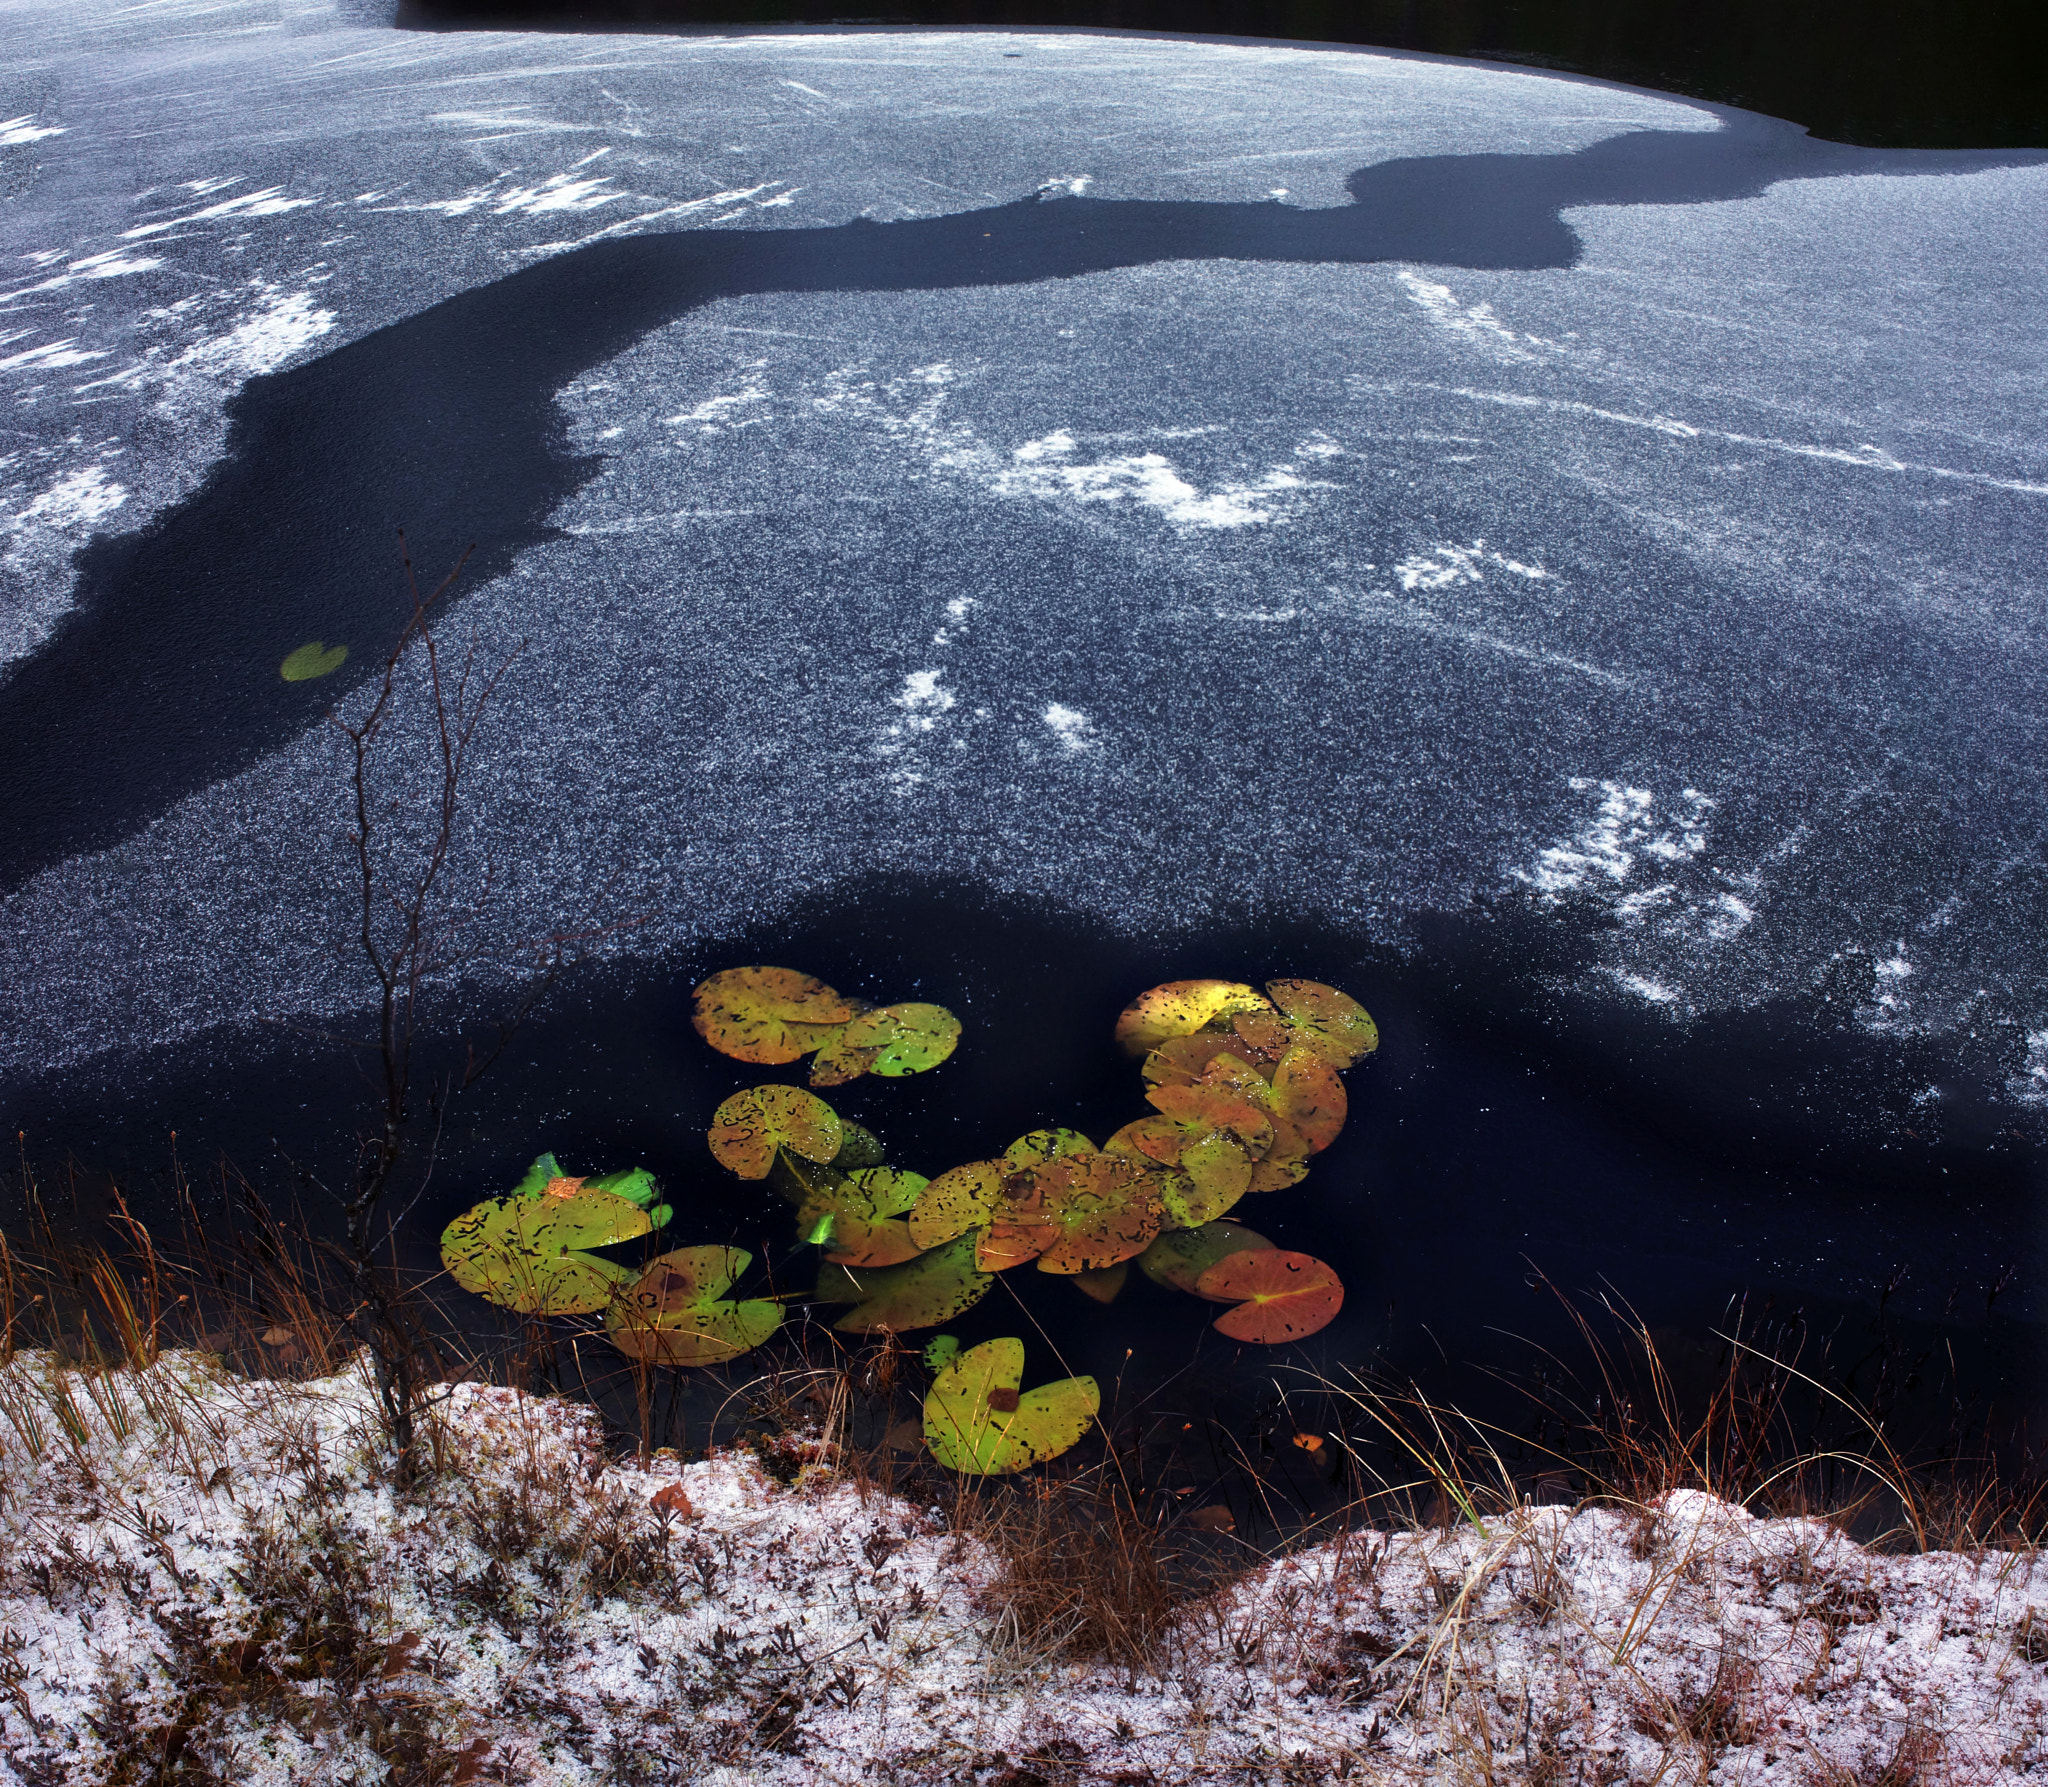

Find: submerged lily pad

[1196,1248,1345,1343]
[813,1232,992,1333]
[440,1154,669,1316]
[606,1245,782,1366]
[280,640,347,682]
[1114,981,1272,1056]
[693,967,860,1065]
[1138,1222,1274,1298]
[1266,979,1379,1069]
[1069,1262,1129,1305]
[921,1337,1100,1476]
[811,1002,962,1087]
[708,1085,844,1180]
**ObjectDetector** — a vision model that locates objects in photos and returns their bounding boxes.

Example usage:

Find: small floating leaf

[907,1159,1006,1251]
[921,1337,1100,1476]
[812,1002,962,1086]
[281,640,348,682]
[1137,1222,1274,1298]
[1115,981,1271,1056]
[1196,1248,1345,1343]
[1266,979,1378,1069]
[1070,1262,1129,1305]
[814,1232,992,1333]
[708,1085,844,1180]
[606,1245,782,1367]
[693,966,861,1066]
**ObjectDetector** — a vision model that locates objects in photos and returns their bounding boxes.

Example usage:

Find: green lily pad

[831,1122,887,1171]
[1266,979,1379,1069]
[1137,1222,1274,1299]
[693,966,861,1065]
[811,1002,962,1087]
[708,1085,844,1180]
[813,1232,993,1333]
[922,1338,1100,1476]
[280,640,348,682]
[606,1246,783,1366]
[923,1334,962,1372]
[906,1159,1005,1251]
[1114,981,1272,1056]
[440,1156,668,1316]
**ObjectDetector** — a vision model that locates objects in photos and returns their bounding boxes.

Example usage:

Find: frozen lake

[1,0,2044,1420]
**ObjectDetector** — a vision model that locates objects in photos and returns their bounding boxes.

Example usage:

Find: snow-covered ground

[1,1,2045,1115]
[1,1349,2042,1783]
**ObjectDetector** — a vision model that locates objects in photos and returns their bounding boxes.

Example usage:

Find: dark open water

[9,877,2041,1507]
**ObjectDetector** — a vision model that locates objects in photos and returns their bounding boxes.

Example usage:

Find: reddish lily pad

[1024,1153,1166,1275]
[708,1085,844,1180]
[1137,1222,1274,1298]
[1271,1048,1347,1154]
[1196,1248,1345,1343]
[922,1337,1099,1476]
[1114,981,1272,1056]
[693,966,861,1065]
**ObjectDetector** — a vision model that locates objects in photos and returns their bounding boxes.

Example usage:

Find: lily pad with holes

[1002,1128,1096,1171]
[813,1232,992,1333]
[923,1334,961,1372]
[811,1002,962,1087]
[440,1156,668,1316]
[1021,1152,1166,1275]
[708,1085,844,1180]
[1196,1248,1345,1343]
[1114,981,1272,1056]
[280,640,348,682]
[1137,1222,1274,1298]
[1266,979,1379,1069]
[1270,1048,1348,1154]
[921,1338,1100,1476]
[605,1246,783,1366]
[692,966,861,1066]
[907,1159,1006,1251]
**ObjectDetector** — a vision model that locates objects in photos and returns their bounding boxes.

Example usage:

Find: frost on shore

[0,1351,2043,1784]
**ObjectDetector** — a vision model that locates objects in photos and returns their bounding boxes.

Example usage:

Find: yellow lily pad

[693,966,861,1066]
[606,1245,782,1366]
[1114,981,1272,1056]
[907,1159,1006,1251]
[922,1337,1099,1476]
[708,1085,844,1180]
[440,1153,669,1316]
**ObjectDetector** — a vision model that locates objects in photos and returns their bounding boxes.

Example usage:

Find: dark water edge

[398,0,2048,150]
[6,879,2042,1504]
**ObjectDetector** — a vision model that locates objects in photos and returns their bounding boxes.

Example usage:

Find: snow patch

[995,431,1317,530]
[0,116,64,147]
[1041,702,1098,753]
[1399,270,1543,363]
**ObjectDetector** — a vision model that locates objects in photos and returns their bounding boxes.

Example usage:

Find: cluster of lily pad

[438,970,1374,1476]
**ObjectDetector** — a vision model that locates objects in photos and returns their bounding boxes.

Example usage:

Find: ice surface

[0,1,2044,1103]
